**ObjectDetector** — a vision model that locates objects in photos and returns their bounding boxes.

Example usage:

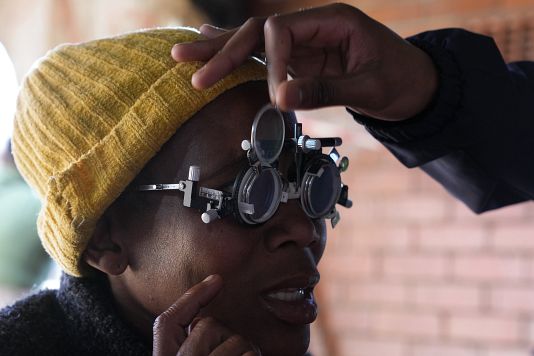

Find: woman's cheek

[197,224,258,276]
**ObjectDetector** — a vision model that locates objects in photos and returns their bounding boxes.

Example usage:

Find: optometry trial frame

[136,104,352,228]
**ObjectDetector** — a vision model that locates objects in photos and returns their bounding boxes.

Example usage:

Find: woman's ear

[83,212,129,276]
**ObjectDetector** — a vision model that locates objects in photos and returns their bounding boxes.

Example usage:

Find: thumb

[275,76,351,111]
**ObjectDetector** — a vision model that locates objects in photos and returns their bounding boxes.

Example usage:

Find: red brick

[412,283,481,311]
[452,254,528,282]
[314,279,349,306]
[482,203,530,221]
[328,305,370,334]
[339,337,406,356]
[421,0,499,17]
[491,224,534,250]
[410,343,482,356]
[490,286,534,313]
[350,226,414,251]
[522,203,534,219]
[324,223,357,253]
[485,349,530,356]
[319,253,377,280]
[415,172,450,195]
[382,253,449,280]
[527,320,534,345]
[346,196,382,225]
[417,225,486,250]
[339,194,450,225]
[502,0,534,8]
[382,195,450,223]
[365,309,441,339]
[308,322,327,356]
[348,281,407,307]
[448,315,522,343]
[348,167,415,196]
[363,2,424,23]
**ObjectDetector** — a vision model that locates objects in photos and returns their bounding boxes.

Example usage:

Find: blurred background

[1,1,534,355]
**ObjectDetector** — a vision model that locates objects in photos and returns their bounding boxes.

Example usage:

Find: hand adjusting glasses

[137,105,352,228]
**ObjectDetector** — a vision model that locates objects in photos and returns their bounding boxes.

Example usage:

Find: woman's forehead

[155,82,271,182]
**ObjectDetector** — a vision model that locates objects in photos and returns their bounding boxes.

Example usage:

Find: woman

[0,28,342,355]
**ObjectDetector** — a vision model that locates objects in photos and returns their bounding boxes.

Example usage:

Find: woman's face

[114,82,327,355]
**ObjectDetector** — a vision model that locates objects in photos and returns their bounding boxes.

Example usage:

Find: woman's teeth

[267,288,306,302]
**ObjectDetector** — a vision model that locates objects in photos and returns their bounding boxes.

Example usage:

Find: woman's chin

[254,324,310,356]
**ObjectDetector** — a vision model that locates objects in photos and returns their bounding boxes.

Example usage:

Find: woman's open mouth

[259,274,319,325]
[267,288,307,302]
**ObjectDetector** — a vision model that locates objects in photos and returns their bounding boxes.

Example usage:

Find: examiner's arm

[171,3,534,214]
[351,29,534,213]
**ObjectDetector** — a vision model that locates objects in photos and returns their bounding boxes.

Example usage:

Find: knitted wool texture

[11,28,266,277]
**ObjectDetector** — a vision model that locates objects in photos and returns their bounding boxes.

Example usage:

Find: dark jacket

[351,29,534,213]
[0,274,150,356]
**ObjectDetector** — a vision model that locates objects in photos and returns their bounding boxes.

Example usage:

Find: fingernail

[200,24,220,33]
[171,44,181,59]
[203,274,217,283]
[191,317,202,329]
[203,274,222,286]
[187,317,203,335]
[191,68,205,89]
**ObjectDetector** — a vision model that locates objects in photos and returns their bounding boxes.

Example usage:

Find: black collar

[57,273,150,355]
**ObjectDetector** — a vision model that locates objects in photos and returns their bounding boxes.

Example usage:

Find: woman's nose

[263,199,320,252]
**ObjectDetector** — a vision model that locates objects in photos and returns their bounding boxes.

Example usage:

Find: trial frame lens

[237,166,283,224]
[301,158,342,218]
[251,105,285,164]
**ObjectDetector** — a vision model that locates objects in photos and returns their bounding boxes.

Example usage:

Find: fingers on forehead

[172,39,220,61]
[193,20,265,89]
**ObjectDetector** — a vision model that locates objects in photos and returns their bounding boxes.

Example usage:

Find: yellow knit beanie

[12,28,266,277]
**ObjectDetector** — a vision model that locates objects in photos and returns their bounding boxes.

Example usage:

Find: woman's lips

[260,289,317,325]
[259,274,320,325]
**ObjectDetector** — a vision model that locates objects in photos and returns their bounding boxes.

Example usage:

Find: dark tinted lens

[249,170,276,220]
[255,108,284,163]
[309,164,338,216]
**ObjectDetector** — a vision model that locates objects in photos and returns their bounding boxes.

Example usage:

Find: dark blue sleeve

[349,29,534,213]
